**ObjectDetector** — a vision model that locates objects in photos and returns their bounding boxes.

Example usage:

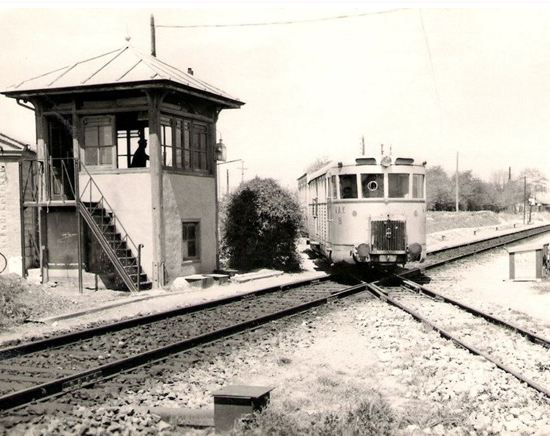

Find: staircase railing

[21,160,42,204]
[78,162,142,292]
[21,158,76,204]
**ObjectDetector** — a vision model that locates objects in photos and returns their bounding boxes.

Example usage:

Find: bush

[220,177,303,272]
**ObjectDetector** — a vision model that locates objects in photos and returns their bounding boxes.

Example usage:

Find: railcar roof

[2,45,243,108]
[302,155,425,182]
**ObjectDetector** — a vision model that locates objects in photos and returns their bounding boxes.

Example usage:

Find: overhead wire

[418,8,440,104]
[155,8,408,29]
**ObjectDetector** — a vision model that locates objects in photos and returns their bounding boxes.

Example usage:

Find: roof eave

[2,80,245,109]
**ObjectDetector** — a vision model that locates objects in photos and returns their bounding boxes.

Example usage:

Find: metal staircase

[21,158,150,291]
[79,164,151,292]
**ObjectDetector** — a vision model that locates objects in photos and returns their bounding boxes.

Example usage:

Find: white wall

[0,161,23,275]
[163,173,217,281]
[79,170,154,279]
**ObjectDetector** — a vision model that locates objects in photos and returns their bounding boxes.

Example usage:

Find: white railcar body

[298,155,426,266]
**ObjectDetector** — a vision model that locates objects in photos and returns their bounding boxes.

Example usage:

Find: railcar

[298,155,426,267]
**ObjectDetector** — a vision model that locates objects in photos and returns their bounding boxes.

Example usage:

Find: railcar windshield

[339,174,358,199]
[388,173,410,198]
[361,174,384,198]
[412,174,425,198]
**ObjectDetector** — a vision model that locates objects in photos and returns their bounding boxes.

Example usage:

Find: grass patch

[228,396,399,436]
[0,274,33,327]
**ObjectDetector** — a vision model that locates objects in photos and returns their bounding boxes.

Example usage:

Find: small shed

[508,242,549,281]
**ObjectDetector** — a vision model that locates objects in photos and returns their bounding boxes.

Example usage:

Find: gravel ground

[4,222,550,435]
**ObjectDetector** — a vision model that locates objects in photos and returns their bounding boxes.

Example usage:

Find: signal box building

[1,45,244,291]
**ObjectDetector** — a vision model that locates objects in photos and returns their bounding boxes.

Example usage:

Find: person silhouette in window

[131,137,149,168]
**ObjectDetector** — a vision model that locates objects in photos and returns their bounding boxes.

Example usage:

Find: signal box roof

[2,45,244,109]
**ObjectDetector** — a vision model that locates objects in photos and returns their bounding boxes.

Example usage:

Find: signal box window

[161,118,173,167]
[412,174,425,199]
[83,116,115,167]
[361,174,384,198]
[388,173,410,198]
[168,118,211,174]
[339,175,358,199]
[182,221,200,260]
[118,128,150,169]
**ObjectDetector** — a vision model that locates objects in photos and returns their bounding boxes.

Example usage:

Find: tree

[426,166,454,211]
[518,168,548,201]
[489,169,522,212]
[305,156,331,173]
[220,177,303,272]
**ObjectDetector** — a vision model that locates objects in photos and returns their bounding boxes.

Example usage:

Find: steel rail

[0,280,367,412]
[402,224,550,277]
[0,275,332,361]
[366,283,550,400]
[427,224,550,257]
[399,278,550,348]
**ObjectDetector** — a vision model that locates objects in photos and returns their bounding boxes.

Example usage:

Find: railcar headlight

[381,156,392,167]
[408,242,422,261]
[356,243,370,258]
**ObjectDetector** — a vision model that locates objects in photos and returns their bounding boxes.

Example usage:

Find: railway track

[418,223,550,271]
[366,279,550,400]
[2,223,550,431]
[0,275,367,415]
[360,223,550,402]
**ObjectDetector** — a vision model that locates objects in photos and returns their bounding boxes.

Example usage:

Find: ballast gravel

[6,233,550,434]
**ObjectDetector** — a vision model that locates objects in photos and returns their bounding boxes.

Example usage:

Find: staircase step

[119,259,138,267]
[80,198,150,292]
[136,281,152,291]
[129,273,148,281]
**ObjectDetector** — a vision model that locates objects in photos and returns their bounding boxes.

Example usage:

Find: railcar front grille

[371,220,406,251]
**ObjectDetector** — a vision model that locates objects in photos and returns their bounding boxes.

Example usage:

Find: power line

[156,8,408,29]
[418,8,439,103]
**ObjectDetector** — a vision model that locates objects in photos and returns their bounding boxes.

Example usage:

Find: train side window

[412,174,425,198]
[388,173,410,198]
[339,174,358,199]
[361,174,384,198]
[330,176,338,199]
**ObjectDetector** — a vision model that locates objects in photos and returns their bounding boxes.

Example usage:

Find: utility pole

[217,159,244,200]
[455,152,459,212]
[150,14,156,57]
[523,176,527,224]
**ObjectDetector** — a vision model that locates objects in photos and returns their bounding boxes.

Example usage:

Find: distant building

[1,45,244,290]
[0,133,36,276]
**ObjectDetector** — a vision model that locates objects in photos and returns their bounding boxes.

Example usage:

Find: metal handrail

[21,160,42,204]
[49,157,76,201]
[78,205,137,292]
[78,163,140,257]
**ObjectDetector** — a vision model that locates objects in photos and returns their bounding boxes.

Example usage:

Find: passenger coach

[298,155,427,267]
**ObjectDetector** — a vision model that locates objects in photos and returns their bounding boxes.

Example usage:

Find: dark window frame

[82,116,116,168]
[163,115,212,175]
[182,220,201,261]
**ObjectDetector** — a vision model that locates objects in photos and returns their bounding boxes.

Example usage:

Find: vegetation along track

[0,275,367,414]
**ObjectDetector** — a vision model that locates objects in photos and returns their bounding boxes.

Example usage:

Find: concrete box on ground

[508,243,548,281]
[212,385,273,433]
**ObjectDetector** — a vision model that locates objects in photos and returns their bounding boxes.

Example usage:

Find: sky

[1,5,550,191]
